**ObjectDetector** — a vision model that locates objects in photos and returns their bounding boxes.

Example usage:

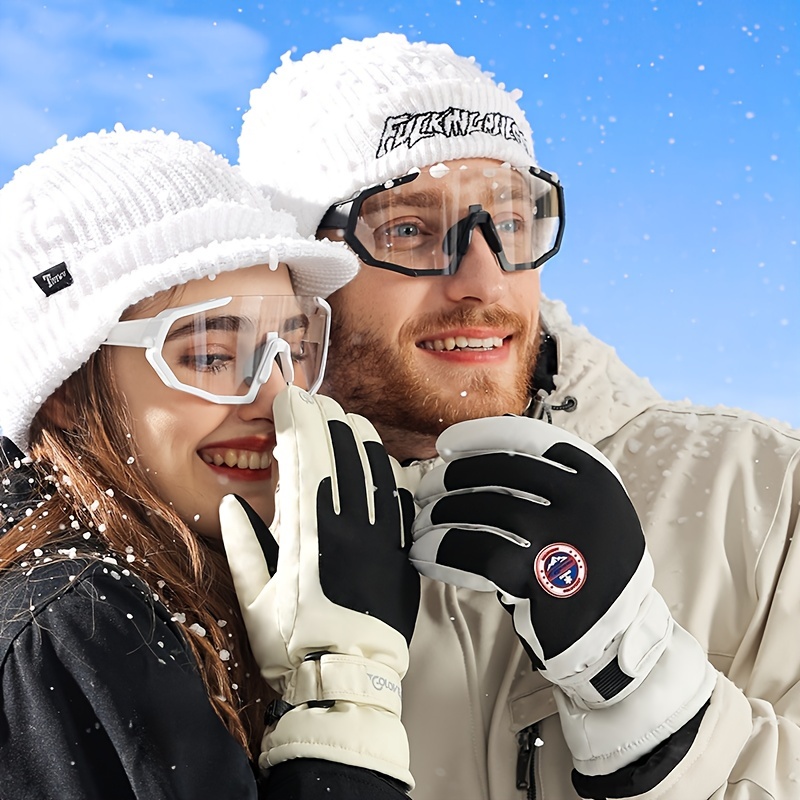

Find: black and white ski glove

[220,386,419,788]
[409,416,716,776]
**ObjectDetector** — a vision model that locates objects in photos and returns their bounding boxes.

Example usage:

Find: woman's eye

[291,342,308,363]
[179,352,233,372]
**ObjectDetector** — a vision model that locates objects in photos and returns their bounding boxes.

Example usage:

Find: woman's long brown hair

[0,345,273,759]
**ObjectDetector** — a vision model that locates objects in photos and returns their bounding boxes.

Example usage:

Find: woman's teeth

[201,450,272,470]
[420,335,505,351]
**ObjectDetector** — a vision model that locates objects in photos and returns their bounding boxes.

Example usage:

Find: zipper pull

[516,723,541,799]
[516,725,535,790]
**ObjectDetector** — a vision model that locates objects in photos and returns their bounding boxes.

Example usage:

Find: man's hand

[409,416,716,776]
[220,386,419,787]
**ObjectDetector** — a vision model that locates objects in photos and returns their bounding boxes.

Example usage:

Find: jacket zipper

[516,723,539,800]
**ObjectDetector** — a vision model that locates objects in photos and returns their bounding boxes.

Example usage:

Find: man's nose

[441,226,505,305]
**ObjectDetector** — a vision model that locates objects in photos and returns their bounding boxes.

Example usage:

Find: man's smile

[418,333,508,352]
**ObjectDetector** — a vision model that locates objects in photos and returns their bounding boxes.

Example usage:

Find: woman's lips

[200,449,273,470]
[197,442,274,482]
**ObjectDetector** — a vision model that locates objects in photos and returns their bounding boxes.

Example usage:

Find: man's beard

[323,304,540,440]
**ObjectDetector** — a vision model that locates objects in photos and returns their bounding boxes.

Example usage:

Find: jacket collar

[537,295,663,445]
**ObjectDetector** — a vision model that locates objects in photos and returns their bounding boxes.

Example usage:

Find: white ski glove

[220,386,419,787]
[410,416,716,777]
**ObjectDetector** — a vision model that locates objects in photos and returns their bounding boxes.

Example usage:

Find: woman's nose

[236,360,287,421]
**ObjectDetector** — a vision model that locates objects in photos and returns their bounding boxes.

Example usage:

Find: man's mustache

[404,305,529,340]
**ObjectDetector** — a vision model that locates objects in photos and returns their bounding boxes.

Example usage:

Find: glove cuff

[261,701,413,789]
[543,585,672,709]
[554,621,718,776]
[285,654,403,717]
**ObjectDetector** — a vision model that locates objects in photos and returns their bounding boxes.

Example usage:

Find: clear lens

[158,296,328,398]
[348,164,563,274]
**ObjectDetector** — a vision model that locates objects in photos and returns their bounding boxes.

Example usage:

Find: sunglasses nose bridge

[443,205,505,273]
[249,335,294,393]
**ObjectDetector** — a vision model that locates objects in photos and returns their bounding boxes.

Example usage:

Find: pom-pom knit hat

[0,126,359,452]
[239,33,537,237]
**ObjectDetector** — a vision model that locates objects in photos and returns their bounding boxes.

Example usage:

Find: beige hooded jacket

[402,296,800,799]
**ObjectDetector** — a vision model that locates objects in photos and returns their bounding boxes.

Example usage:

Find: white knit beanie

[239,33,536,237]
[0,126,359,452]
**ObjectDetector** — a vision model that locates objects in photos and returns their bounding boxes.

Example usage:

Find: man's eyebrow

[480,173,535,203]
[364,187,446,216]
[362,179,534,218]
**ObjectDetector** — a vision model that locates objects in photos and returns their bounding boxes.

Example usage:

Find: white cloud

[0,1,271,182]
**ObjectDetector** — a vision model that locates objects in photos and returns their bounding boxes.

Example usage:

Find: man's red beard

[323,303,540,440]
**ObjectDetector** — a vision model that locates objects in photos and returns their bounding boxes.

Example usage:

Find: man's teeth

[200,450,272,470]
[421,335,505,352]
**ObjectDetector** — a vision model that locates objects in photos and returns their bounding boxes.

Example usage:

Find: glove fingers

[409,525,512,593]
[392,459,424,497]
[273,387,345,521]
[238,493,279,574]
[325,419,371,516]
[422,491,548,543]
[434,416,624,484]
[416,451,562,507]
[412,492,534,587]
[328,403,400,527]
[317,396,378,516]
[342,407,382,447]
[363,440,400,522]
[220,494,275,607]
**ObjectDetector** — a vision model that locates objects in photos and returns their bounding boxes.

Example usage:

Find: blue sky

[2,0,798,426]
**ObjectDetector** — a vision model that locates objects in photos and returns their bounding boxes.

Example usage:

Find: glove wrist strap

[544,585,672,709]
[284,654,403,717]
[554,622,717,776]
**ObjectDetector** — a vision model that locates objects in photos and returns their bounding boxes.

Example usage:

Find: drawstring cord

[527,389,578,423]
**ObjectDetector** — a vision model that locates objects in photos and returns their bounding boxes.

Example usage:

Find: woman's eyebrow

[165,315,246,341]
[164,312,309,341]
[280,313,310,335]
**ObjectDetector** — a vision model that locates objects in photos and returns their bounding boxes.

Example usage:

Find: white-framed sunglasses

[102,295,331,403]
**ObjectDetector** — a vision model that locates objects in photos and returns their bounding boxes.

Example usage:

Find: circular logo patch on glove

[534,543,587,597]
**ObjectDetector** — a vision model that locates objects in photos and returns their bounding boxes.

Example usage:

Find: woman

[0,128,415,799]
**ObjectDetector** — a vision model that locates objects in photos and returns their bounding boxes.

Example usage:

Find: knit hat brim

[1,233,356,452]
[0,128,360,453]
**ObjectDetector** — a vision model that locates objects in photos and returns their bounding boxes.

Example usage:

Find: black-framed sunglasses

[319,163,565,277]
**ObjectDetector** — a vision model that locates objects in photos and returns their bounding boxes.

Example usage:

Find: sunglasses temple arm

[103,318,161,348]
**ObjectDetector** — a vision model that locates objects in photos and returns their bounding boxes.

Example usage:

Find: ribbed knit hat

[0,126,359,452]
[239,33,536,237]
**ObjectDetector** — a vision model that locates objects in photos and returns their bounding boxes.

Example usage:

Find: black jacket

[0,550,406,799]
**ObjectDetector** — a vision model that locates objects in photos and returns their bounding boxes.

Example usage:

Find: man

[239,34,800,799]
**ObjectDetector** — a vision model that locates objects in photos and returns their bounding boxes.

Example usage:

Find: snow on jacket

[401,296,800,800]
[0,545,408,800]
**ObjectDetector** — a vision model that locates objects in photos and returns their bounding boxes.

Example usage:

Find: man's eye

[385,222,420,238]
[496,218,522,235]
